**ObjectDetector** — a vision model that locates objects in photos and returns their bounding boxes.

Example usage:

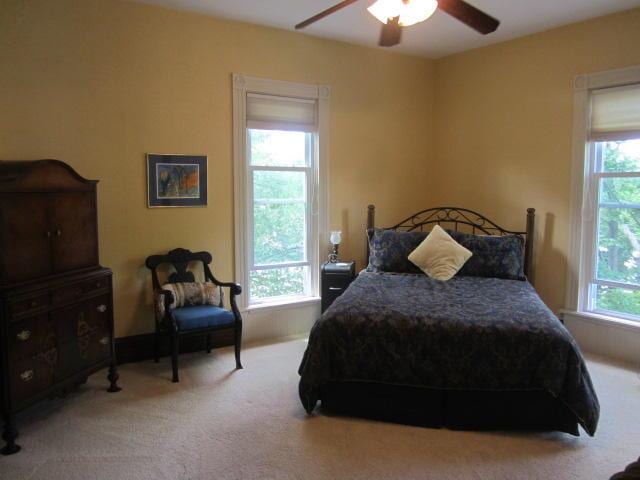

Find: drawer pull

[55,229,62,237]
[99,336,110,345]
[96,282,102,288]
[30,300,38,308]
[20,370,34,382]
[328,287,343,291]
[17,330,31,341]
[97,304,107,313]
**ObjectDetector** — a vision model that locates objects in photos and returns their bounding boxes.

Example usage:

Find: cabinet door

[82,294,112,365]
[0,193,53,283]
[53,294,111,378]
[49,192,98,274]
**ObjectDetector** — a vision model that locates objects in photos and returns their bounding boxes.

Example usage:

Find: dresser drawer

[8,314,56,361]
[321,274,354,300]
[322,274,353,290]
[51,276,110,306]
[10,350,57,406]
[323,283,348,294]
[9,291,49,319]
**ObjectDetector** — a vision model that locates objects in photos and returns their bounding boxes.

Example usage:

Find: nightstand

[321,261,356,313]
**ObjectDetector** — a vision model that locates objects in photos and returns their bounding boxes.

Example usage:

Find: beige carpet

[1,337,639,480]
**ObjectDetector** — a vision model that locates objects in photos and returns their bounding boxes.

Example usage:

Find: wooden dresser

[0,160,120,455]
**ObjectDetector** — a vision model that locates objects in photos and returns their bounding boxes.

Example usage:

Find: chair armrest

[158,288,175,308]
[204,266,242,296]
[216,281,242,296]
[213,281,243,322]
[154,288,175,321]
[203,268,243,322]
[154,288,179,332]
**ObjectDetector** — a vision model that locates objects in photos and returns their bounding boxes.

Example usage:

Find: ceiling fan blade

[379,16,402,47]
[437,0,500,34]
[295,0,361,29]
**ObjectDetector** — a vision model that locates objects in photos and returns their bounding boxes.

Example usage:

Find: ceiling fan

[295,0,500,47]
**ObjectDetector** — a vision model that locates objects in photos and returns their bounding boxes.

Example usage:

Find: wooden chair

[145,248,243,382]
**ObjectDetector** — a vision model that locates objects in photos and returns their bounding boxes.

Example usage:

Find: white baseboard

[561,310,640,366]
[242,302,319,343]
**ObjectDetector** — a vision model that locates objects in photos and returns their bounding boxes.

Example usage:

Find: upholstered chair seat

[172,305,236,331]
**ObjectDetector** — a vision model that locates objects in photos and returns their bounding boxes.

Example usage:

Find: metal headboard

[366,205,536,278]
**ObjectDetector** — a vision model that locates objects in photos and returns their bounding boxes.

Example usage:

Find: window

[232,76,329,310]
[571,77,640,322]
[587,139,640,319]
[248,128,314,303]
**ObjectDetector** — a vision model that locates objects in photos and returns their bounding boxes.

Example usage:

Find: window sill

[243,296,321,314]
[560,309,640,332]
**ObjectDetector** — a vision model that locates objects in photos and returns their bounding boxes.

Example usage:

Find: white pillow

[408,225,472,281]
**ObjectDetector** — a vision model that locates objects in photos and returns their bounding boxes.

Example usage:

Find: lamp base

[328,244,339,263]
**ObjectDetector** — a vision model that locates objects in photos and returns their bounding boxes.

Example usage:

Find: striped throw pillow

[155,282,221,318]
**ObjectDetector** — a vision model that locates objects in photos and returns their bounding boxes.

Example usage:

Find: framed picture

[147,154,207,207]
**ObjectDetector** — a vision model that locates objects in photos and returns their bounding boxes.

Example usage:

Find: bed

[298,206,600,436]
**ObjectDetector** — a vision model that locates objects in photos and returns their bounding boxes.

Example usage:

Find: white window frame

[232,74,330,312]
[566,65,640,326]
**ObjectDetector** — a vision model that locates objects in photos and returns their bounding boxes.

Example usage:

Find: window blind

[590,84,640,141]
[246,93,317,132]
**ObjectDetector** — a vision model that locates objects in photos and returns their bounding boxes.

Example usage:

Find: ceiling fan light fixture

[367,0,438,27]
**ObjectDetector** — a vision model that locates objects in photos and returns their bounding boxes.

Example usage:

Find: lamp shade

[367,0,438,27]
[330,231,342,245]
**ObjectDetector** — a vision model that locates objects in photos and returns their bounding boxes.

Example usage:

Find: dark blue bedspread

[298,272,599,435]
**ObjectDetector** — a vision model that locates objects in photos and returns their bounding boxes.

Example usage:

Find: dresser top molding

[0,159,96,192]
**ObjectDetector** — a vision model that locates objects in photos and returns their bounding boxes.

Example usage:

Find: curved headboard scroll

[366,205,536,278]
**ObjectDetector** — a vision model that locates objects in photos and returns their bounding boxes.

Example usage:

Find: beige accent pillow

[408,225,473,281]
[155,282,221,318]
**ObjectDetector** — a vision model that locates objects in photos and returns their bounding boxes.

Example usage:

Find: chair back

[145,248,215,291]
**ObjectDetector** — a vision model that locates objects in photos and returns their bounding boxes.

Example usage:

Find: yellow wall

[3,0,640,336]
[0,0,435,337]
[433,9,640,313]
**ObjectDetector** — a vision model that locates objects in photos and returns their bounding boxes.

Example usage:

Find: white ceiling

[133,0,640,58]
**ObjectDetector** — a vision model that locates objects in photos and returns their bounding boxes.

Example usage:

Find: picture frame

[147,154,208,208]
